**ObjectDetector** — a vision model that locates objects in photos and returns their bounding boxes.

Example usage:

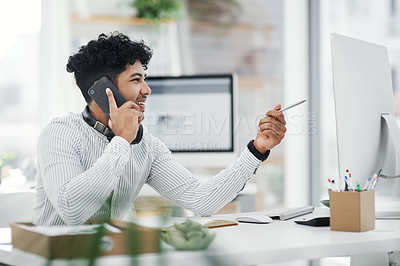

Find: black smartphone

[88,76,127,118]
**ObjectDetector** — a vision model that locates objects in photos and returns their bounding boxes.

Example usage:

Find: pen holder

[329,190,375,232]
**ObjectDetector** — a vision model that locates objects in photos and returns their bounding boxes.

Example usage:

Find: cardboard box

[11,219,161,259]
[330,190,375,232]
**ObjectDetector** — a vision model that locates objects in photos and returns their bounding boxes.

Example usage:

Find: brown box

[330,190,375,232]
[11,219,161,259]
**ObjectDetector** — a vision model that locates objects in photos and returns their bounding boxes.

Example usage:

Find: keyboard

[375,210,400,219]
[268,206,315,221]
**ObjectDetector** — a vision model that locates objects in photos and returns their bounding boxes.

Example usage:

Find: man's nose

[142,81,151,95]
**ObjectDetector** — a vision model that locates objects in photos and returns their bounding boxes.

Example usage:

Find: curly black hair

[66,32,153,103]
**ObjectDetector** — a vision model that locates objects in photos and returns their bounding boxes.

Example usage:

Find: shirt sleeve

[38,122,130,225]
[146,138,262,216]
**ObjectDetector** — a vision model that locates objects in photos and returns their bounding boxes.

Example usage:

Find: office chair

[0,191,36,227]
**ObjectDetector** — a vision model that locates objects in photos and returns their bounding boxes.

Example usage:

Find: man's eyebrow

[130,73,144,78]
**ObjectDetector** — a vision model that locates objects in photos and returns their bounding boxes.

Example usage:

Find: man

[32,32,286,226]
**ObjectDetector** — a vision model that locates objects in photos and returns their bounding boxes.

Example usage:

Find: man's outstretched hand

[253,104,286,154]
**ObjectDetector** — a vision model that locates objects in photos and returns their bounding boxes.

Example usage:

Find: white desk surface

[1,208,400,266]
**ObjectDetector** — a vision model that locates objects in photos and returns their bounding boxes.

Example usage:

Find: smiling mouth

[135,102,145,108]
[135,101,146,112]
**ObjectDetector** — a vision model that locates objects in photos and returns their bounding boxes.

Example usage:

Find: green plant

[0,152,16,168]
[161,219,215,250]
[131,0,182,22]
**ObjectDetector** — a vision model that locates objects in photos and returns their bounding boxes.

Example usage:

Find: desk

[0,208,399,266]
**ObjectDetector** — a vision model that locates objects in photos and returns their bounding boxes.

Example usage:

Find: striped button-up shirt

[32,112,263,226]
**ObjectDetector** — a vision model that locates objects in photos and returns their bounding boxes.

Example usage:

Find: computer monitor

[331,33,400,201]
[142,74,237,167]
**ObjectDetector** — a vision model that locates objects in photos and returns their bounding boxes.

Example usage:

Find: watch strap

[247,140,270,162]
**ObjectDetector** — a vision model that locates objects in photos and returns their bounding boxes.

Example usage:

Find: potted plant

[131,0,182,22]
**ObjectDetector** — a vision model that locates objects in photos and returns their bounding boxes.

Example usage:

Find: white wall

[283,0,310,207]
[40,0,85,126]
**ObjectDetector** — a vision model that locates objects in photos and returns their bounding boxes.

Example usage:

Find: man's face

[116,60,151,124]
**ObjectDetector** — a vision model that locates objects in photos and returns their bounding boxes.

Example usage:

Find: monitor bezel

[144,73,237,153]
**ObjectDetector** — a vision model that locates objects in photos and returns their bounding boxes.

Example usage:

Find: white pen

[344,176,354,191]
[366,173,377,190]
[260,100,307,130]
[328,179,336,191]
[279,99,307,112]
[331,180,341,192]
[370,174,379,190]
[363,176,372,190]
[263,100,307,122]
[367,173,377,190]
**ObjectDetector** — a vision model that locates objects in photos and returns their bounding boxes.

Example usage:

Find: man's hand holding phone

[106,88,142,144]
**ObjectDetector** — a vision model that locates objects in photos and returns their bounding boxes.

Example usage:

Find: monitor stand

[379,114,400,179]
[375,114,400,219]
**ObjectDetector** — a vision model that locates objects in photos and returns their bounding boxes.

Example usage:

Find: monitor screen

[142,74,236,153]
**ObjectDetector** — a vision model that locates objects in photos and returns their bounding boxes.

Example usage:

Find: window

[182,0,285,210]
[0,0,41,173]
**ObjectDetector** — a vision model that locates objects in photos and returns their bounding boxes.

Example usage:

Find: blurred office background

[1,0,400,236]
[0,0,294,213]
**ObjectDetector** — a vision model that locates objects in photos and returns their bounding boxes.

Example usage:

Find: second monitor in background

[142,74,237,167]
